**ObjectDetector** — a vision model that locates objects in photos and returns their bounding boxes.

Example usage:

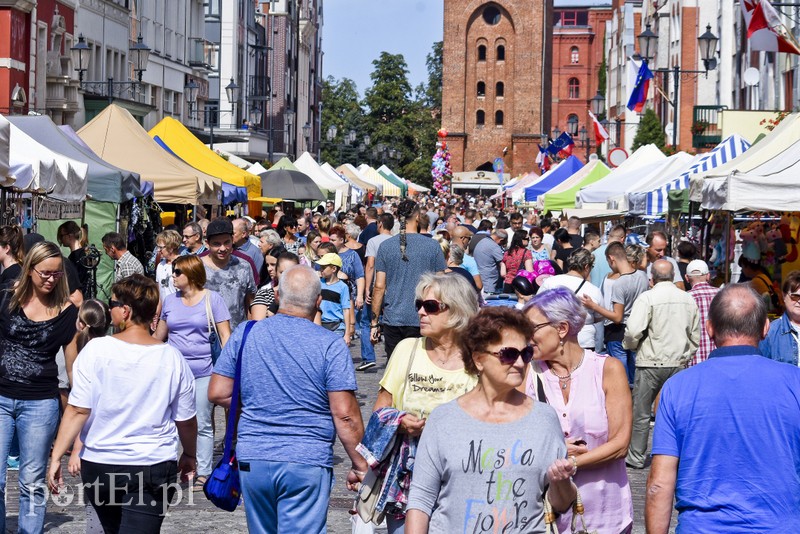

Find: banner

[35,198,83,221]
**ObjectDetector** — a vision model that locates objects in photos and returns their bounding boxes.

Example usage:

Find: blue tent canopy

[524,156,584,202]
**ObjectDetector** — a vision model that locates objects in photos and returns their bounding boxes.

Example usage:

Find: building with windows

[550,0,612,160]
[442,1,553,176]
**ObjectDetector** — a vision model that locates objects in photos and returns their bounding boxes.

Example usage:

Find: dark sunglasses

[172,268,183,277]
[483,346,535,365]
[788,292,800,303]
[108,299,125,309]
[415,299,448,314]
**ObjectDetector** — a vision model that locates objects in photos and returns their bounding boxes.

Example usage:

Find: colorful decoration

[431,128,452,196]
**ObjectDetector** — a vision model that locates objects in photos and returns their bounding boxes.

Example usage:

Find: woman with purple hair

[524,287,634,533]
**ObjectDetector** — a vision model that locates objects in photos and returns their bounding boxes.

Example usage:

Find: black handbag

[203,320,255,512]
[205,292,223,364]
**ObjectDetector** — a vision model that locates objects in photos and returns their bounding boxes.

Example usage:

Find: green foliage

[632,108,665,151]
[320,76,364,167]
[598,47,606,98]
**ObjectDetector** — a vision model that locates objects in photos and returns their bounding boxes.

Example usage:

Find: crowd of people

[0,194,794,533]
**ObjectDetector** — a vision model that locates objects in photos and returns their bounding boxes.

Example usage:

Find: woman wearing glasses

[153,254,231,490]
[524,287,633,534]
[0,241,79,532]
[369,273,479,533]
[406,307,576,533]
[154,229,183,301]
[759,270,800,364]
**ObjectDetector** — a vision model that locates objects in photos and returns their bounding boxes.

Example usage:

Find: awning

[563,208,626,223]
[576,144,667,208]
[9,115,141,203]
[79,105,221,205]
[337,164,378,193]
[0,115,8,180]
[520,156,583,202]
[541,160,610,211]
[615,152,696,212]
[359,165,400,196]
[149,117,260,204]
[376,164,409,197]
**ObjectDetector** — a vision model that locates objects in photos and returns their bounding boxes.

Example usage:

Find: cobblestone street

[4,339,674,533]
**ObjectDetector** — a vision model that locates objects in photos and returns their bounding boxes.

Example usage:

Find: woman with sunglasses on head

[0,241,79,532]
[524,287,633,534]
[153,255,231,491]
[370,273,479,533]
[405,307,577,533]
[48,274,197,532]
[154,230,183,302]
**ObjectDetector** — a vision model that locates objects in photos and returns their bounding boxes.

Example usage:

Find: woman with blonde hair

[302,230,322,266]
[0,241,78,532]
[154,229,183,300]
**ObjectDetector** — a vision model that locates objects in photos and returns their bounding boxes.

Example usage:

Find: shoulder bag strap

[574,278,587,294]
[222,320,255,461]
[530,361,548,404]
[205,291,219,338]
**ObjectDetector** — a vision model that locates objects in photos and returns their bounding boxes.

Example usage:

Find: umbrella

[259,168,326,201]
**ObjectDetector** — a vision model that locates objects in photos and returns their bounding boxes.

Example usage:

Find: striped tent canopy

[643,134,750,215]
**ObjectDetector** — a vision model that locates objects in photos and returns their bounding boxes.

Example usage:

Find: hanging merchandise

[431,128,452,196]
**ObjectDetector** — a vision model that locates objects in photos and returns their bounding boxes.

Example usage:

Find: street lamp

[71,33,151,103]
[578,126,589,160]
[302,122,311,152]
[552,125,561,139]
[327,125,337,141]
[590,91,605,116]
[698,24,719,71]
[637,24,658,62]
[249,106,262,127]
[185,76,240,149]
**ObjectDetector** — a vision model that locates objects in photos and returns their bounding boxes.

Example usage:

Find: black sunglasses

[483,346,535,365]
[108,299,125,309]
[172,268,183,277]
[415,299,448,314]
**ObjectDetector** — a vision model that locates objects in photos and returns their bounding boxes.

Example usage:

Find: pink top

[526,350,633,534]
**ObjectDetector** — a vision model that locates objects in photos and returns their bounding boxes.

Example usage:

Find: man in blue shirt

[209,265,367,533]
[646,284,800,533]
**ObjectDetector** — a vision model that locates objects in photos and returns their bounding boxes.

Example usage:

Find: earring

[560,339,565,356]
[118,319,126,332]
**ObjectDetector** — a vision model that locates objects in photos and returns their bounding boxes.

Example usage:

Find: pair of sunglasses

[483,345,535,365]
[787,292,800,303]
[171,268,183,277]
[415,299,448,314]
[108,299,125,309]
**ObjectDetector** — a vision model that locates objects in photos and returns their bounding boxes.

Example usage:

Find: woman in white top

[48,274,197,533]
[154,229,182,301]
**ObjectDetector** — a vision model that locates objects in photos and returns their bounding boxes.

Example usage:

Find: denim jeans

[606,341,636,387]
[0,395,60,534]
[238,460,332,534]
[194,375,213,477]
[357,304,376,363]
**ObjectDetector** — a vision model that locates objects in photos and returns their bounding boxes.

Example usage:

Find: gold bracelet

[568,455,578,475]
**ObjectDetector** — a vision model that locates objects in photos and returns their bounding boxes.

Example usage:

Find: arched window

[478,45,486,61]
[496,81,504,97]
[567,114,579,135]
[497,45,506,61]
[477,110,485,126]
[568,77,580,99]
[477,81,486,97]
[495,110,504,126]
[570,46,579,64]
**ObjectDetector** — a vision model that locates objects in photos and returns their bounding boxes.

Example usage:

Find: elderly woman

[524,287,633,533]
[48,274,197,532]
[759,270,800,363]
[154,229,183,300]
[538,248,604,350]
[371,273,479,533]
[406,307,577,533]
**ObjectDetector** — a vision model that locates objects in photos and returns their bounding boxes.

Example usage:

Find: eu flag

[627,61,654,113]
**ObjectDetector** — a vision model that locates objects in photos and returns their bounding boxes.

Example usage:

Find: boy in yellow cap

[316,253,352,344]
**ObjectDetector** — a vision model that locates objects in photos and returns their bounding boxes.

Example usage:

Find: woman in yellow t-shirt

[371,272,479,533]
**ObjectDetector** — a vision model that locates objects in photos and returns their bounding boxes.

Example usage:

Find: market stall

[518,156,584,203]
[376,165,409,197]
[359,165,401,197]
[293,152,351,208]
[540,160,610,212]
[337,164,379,197]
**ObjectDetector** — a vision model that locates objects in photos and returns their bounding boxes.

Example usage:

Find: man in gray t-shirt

[473,229,507,293]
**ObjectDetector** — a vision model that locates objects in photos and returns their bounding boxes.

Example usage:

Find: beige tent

[78,105,220,204]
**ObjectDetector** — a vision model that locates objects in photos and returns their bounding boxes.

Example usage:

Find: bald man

[452,226,483,291]
[623,259,699,469]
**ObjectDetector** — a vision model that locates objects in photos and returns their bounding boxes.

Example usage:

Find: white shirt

[155,260,177,301]
[70,337,196,465]
[538,274,604,349]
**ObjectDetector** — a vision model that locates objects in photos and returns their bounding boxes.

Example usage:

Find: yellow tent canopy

[149,117,261,199]
[358,164,401,197]
[79,105,220,205]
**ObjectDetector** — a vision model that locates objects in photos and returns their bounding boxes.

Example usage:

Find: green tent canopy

[542,161,611,212]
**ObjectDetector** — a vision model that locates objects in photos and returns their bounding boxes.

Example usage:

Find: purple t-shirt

[160,290,231,378]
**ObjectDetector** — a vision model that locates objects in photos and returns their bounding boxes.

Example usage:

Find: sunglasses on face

[415,299,448,314]
[172,268,183,277]
[182,233,197,239]
[788,292,800,303]
[108,299,125,309]
[483,345,535,365]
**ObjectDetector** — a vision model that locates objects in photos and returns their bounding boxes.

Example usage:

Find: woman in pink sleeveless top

[524,287,634,533]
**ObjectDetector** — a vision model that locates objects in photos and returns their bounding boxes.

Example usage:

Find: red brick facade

[550,3,611,160]
[442,0,553,176]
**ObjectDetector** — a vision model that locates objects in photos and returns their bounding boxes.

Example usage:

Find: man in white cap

[686,259,719,366]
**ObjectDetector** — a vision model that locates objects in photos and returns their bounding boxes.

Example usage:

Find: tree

[632,108,665,151]
[598,46,607,99]
[424,41,443,117]
[320,76,365,167]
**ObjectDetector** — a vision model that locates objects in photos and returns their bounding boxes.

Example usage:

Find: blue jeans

[0,395,60,534]
[357,304,375,363]
[606,341,636,387]
[239,460,332,533]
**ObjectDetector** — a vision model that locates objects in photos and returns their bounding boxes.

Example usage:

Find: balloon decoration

[431,128,452,196]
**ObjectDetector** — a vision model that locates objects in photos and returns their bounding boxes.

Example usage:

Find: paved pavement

[4,337,675,532]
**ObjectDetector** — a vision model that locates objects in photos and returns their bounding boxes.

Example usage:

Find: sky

[323,0,444,97]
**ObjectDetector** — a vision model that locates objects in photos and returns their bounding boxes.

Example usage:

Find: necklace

[549,352,585,390]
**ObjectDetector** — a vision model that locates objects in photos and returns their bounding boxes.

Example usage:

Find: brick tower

[442,1,553,176]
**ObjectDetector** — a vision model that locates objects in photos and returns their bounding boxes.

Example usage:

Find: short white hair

[279,265,321,313]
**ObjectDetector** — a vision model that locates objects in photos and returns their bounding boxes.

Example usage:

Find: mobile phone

[572,439,587,446]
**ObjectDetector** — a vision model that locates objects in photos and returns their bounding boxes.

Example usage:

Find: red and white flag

[588,110,610,146]
[742,0,800,54]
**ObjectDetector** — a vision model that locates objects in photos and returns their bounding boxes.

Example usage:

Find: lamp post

[302,122,311,153]
[185,77,240,150]
[578,126,589,160]
[552,125,561,139]
[589,91,606,154]
[636,22,718,149]
[71,34,151,104]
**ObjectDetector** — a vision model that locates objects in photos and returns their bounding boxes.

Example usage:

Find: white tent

[294,152,350,208]
[338,164,382,195]
[576,144,667,209]
[689,112,800,202]
[247,162,269,175]
[321,162,363,203]
[612,152,695,211]
[7,119,88,201]
[210,147,252,169]
[701,136,800,211]
[0,116,9,180]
